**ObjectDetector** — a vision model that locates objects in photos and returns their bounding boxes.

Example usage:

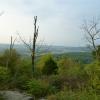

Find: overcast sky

[0,0,100,46]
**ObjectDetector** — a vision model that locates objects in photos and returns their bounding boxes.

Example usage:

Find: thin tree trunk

[31,16,38,75]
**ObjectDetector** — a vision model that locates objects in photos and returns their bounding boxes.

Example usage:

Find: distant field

[54,52,93,64]
[0,44,91,54]
[0,44,93,64]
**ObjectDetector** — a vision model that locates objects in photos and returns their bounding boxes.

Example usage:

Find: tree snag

[18,16,39,75]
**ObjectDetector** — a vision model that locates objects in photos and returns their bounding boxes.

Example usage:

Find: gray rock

[0,91,33,100]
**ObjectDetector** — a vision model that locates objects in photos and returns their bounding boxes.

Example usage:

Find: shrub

[85,61,100,91]
[14,75,29,90]
[16,59,32,78]
[0,49,20,75]
[0,66,10,89]
[37,54,58,75]
[27,79,48,98]
[57,58,88,90]
[49,75,63,91]
[47,90,100,100]
[42,57,58,75]
[10,59,33,90]
[58,58,82,75]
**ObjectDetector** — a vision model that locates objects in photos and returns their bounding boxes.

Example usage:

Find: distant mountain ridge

[0,44,91,55]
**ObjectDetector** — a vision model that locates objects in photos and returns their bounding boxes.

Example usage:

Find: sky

[0,0,100,46]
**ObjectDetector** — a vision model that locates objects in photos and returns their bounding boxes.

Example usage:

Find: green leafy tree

[85,61,100,90]
[37,54,58,75]
[0,49,20,75]
[42,55,58,75]
[58,58,75,74]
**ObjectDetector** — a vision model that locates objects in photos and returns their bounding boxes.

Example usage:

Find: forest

[0,16,100,100]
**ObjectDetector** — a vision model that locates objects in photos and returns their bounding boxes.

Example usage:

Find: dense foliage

[0,49,100,99]
[0,66,10,89]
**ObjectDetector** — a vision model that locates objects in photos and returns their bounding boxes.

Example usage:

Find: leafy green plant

[85,61,100,91]
[37,54,58,75]
[47,90,100,100]
[0,49,20,75]
[0,66,10,89]
[27,79,48,98]
[10,59,32,90]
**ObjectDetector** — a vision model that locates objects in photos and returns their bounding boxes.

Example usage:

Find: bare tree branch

[17,32,32,52]
[17,16,39,75]
[82,18,100,59]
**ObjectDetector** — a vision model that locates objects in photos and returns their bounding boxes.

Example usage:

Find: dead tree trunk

[6,36,16,68]
[31,16,38,74]
[18,16,39,76]
[10,36,13,56]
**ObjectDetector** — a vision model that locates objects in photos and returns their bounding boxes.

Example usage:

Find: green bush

[47,90,100,100]
[49,75,63,91]
[58,58,76,70]
[14,75,29,90]
[37,54,58,75]
[0,66,10,89]
[16,59,32,78]
[0,49,20,75]
[49,74,87,92]
[85,61,100,91]
[27,79,49,98]
[57,58,88,90]
[10,59,33,90]
[58,58,81,75]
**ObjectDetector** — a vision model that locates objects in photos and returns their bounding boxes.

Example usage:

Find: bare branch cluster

[17,16,39,74]
[82,18,100,51]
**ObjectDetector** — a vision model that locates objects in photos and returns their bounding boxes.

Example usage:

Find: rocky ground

[0,91,33,100]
